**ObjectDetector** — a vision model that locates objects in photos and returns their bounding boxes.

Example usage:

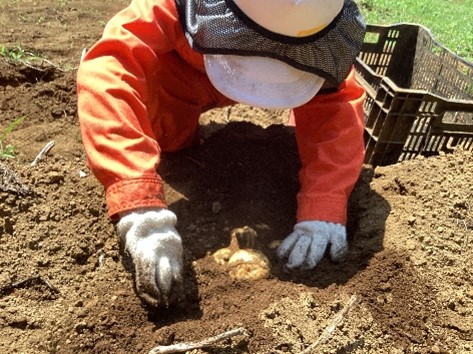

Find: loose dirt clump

[0,1,472,353]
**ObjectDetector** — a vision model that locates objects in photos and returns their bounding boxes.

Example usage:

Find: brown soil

[0,1,472,353]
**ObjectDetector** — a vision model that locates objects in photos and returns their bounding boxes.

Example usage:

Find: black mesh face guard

[175,0,366,85]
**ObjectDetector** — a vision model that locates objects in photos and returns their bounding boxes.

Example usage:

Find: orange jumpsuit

[77,0,366,224]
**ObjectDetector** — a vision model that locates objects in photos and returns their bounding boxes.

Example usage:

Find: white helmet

[176,0,364,109]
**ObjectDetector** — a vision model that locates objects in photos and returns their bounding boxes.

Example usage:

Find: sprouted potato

[213,226,270,280]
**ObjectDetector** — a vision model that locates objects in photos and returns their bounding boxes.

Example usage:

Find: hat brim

[204,54,325,109]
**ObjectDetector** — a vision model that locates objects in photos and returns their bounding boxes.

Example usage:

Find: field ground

[1,1,472,353]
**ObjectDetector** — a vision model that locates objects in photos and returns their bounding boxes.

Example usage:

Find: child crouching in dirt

[77,0,367,308]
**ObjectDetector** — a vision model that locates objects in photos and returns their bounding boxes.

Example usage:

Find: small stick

[298,294,358,354]
[41,276,60,294]
[31,141,55,166]
[148,327,248,354]
[0,275,41,294]
[0,274,59,296]
[15,52,74,73]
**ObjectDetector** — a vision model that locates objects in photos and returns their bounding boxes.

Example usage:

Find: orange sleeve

[77,0,182,219]
[292,68,366,225]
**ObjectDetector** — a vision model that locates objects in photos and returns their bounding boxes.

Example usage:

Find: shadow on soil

[158,121,390,293]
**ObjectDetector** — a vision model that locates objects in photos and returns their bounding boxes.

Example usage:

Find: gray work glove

[277,220,348,271]
[116,208,184,307]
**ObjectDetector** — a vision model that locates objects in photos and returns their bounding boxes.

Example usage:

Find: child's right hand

[117,208,184,307]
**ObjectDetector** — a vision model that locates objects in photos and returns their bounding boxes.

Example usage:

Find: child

[77,0,366,307]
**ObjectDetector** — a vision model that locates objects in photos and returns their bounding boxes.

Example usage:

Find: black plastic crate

[355,23,473,167]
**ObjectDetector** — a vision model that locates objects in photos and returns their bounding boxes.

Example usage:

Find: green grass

[359,0,473,62]
[0,116,25,160]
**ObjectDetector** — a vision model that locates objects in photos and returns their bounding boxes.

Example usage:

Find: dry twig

[0,162,31,195]
[0,274,60,296]
[148,327,248,354]
[298,294,358,354]
[30,140,55,166]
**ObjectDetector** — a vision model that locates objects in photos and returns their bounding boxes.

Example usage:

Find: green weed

[0,45,41,64]
[0,116,25,160]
